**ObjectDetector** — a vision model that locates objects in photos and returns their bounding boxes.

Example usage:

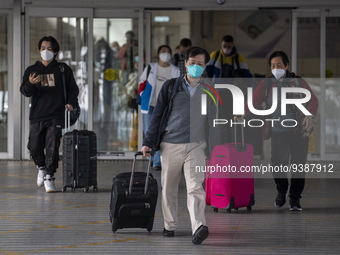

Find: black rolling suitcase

[109,152,158,233]
[62,111,98,192]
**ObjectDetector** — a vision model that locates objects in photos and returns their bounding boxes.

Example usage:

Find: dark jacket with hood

[20,60,79,124]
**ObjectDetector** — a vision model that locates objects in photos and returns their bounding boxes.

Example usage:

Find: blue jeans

[143,106,161,167]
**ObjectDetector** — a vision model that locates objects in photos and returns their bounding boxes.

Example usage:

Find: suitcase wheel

[62,187,67,192]
[227,209,232,213]
[213,208,218,213]
[93,186,98,192]
[147,225,153,232]
[146,218,154,232]
[83,187,89,192]
[112,219,118,233]
[247,206,252,212]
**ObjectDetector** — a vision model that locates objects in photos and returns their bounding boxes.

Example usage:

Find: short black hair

[268,51,290,67]
[38,36,60,55]
[222,35,234,43]
[179,38,192,47]
[125,30,135,37]
[184,47,210,64]
[157,45,172,55]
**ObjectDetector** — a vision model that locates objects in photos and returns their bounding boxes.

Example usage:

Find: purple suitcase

[205,126,255,213]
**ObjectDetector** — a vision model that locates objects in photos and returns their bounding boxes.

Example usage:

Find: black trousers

[271,131,309,199]
[28,119,63,176]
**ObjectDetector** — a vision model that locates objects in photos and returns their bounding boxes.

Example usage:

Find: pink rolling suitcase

[205,125,255,213]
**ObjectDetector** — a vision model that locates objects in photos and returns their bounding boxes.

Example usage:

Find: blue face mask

[187,64,204,78]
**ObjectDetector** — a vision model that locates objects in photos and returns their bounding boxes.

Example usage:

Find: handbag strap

[59,64,70,130]
[59,64,67,103]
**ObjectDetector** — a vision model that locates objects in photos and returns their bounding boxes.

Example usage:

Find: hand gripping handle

[129,151,153,195]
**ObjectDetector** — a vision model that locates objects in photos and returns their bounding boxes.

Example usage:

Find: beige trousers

[160,141,207,234]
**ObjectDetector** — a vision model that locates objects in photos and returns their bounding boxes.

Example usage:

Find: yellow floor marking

[86,231,115,237]
[0,173,35,180]
[0,183,33,189]
[83,220,110,225]
[0,225,68,234]
[0,193,97,208]
[61,237,137,248]
[0,250,27,255]
[0,237,138,254]
[0,195,37,201]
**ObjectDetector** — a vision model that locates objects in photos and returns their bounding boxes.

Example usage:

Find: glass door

[24,8,148,159]
[0,12,9,156]
[293,10,340,160]
[325,11,340,157]
[293,11,321,158]
[0,9,15,159]
[93,10,147,158]
[92,18,139,155]
[23,8,92,159]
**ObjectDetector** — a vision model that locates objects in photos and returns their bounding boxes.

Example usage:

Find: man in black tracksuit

[20,36,79,193]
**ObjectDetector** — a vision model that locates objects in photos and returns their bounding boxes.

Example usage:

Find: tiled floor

[0,159,339,254]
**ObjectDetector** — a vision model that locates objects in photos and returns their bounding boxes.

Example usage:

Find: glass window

[93,18,139,153]
[325,16,340,153]
[296,17,321,155]
[0,15,8,152]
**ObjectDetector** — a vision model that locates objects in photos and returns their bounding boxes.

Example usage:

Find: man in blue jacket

[142,47,215,245]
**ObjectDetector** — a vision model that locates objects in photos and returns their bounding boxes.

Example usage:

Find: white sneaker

[44,174,56,193]
[37,167,46,187]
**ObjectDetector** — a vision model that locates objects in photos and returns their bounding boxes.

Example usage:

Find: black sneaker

[192,225,209,245]
[275,193,286,208]
[163,228,174,237]
[289,197,302,211]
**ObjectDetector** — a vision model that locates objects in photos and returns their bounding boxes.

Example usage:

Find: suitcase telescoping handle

[129,151,153,195]
[233,116,245,149]
[65,109,71,132]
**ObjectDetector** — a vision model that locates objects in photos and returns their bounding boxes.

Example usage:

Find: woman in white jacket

[138,45,180,169]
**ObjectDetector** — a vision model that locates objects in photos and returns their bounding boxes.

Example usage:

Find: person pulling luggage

[141,47,216,245]
[20,36,79,193]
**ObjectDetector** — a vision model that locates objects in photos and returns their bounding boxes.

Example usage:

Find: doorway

[23,8,147,160]
[293,10,340,160]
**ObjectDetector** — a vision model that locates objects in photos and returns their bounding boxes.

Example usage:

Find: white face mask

[40,49,55,61]
[272,69,286,80]
[159,52,171,63]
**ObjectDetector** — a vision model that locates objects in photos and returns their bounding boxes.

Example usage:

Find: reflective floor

[0,160,339,254]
